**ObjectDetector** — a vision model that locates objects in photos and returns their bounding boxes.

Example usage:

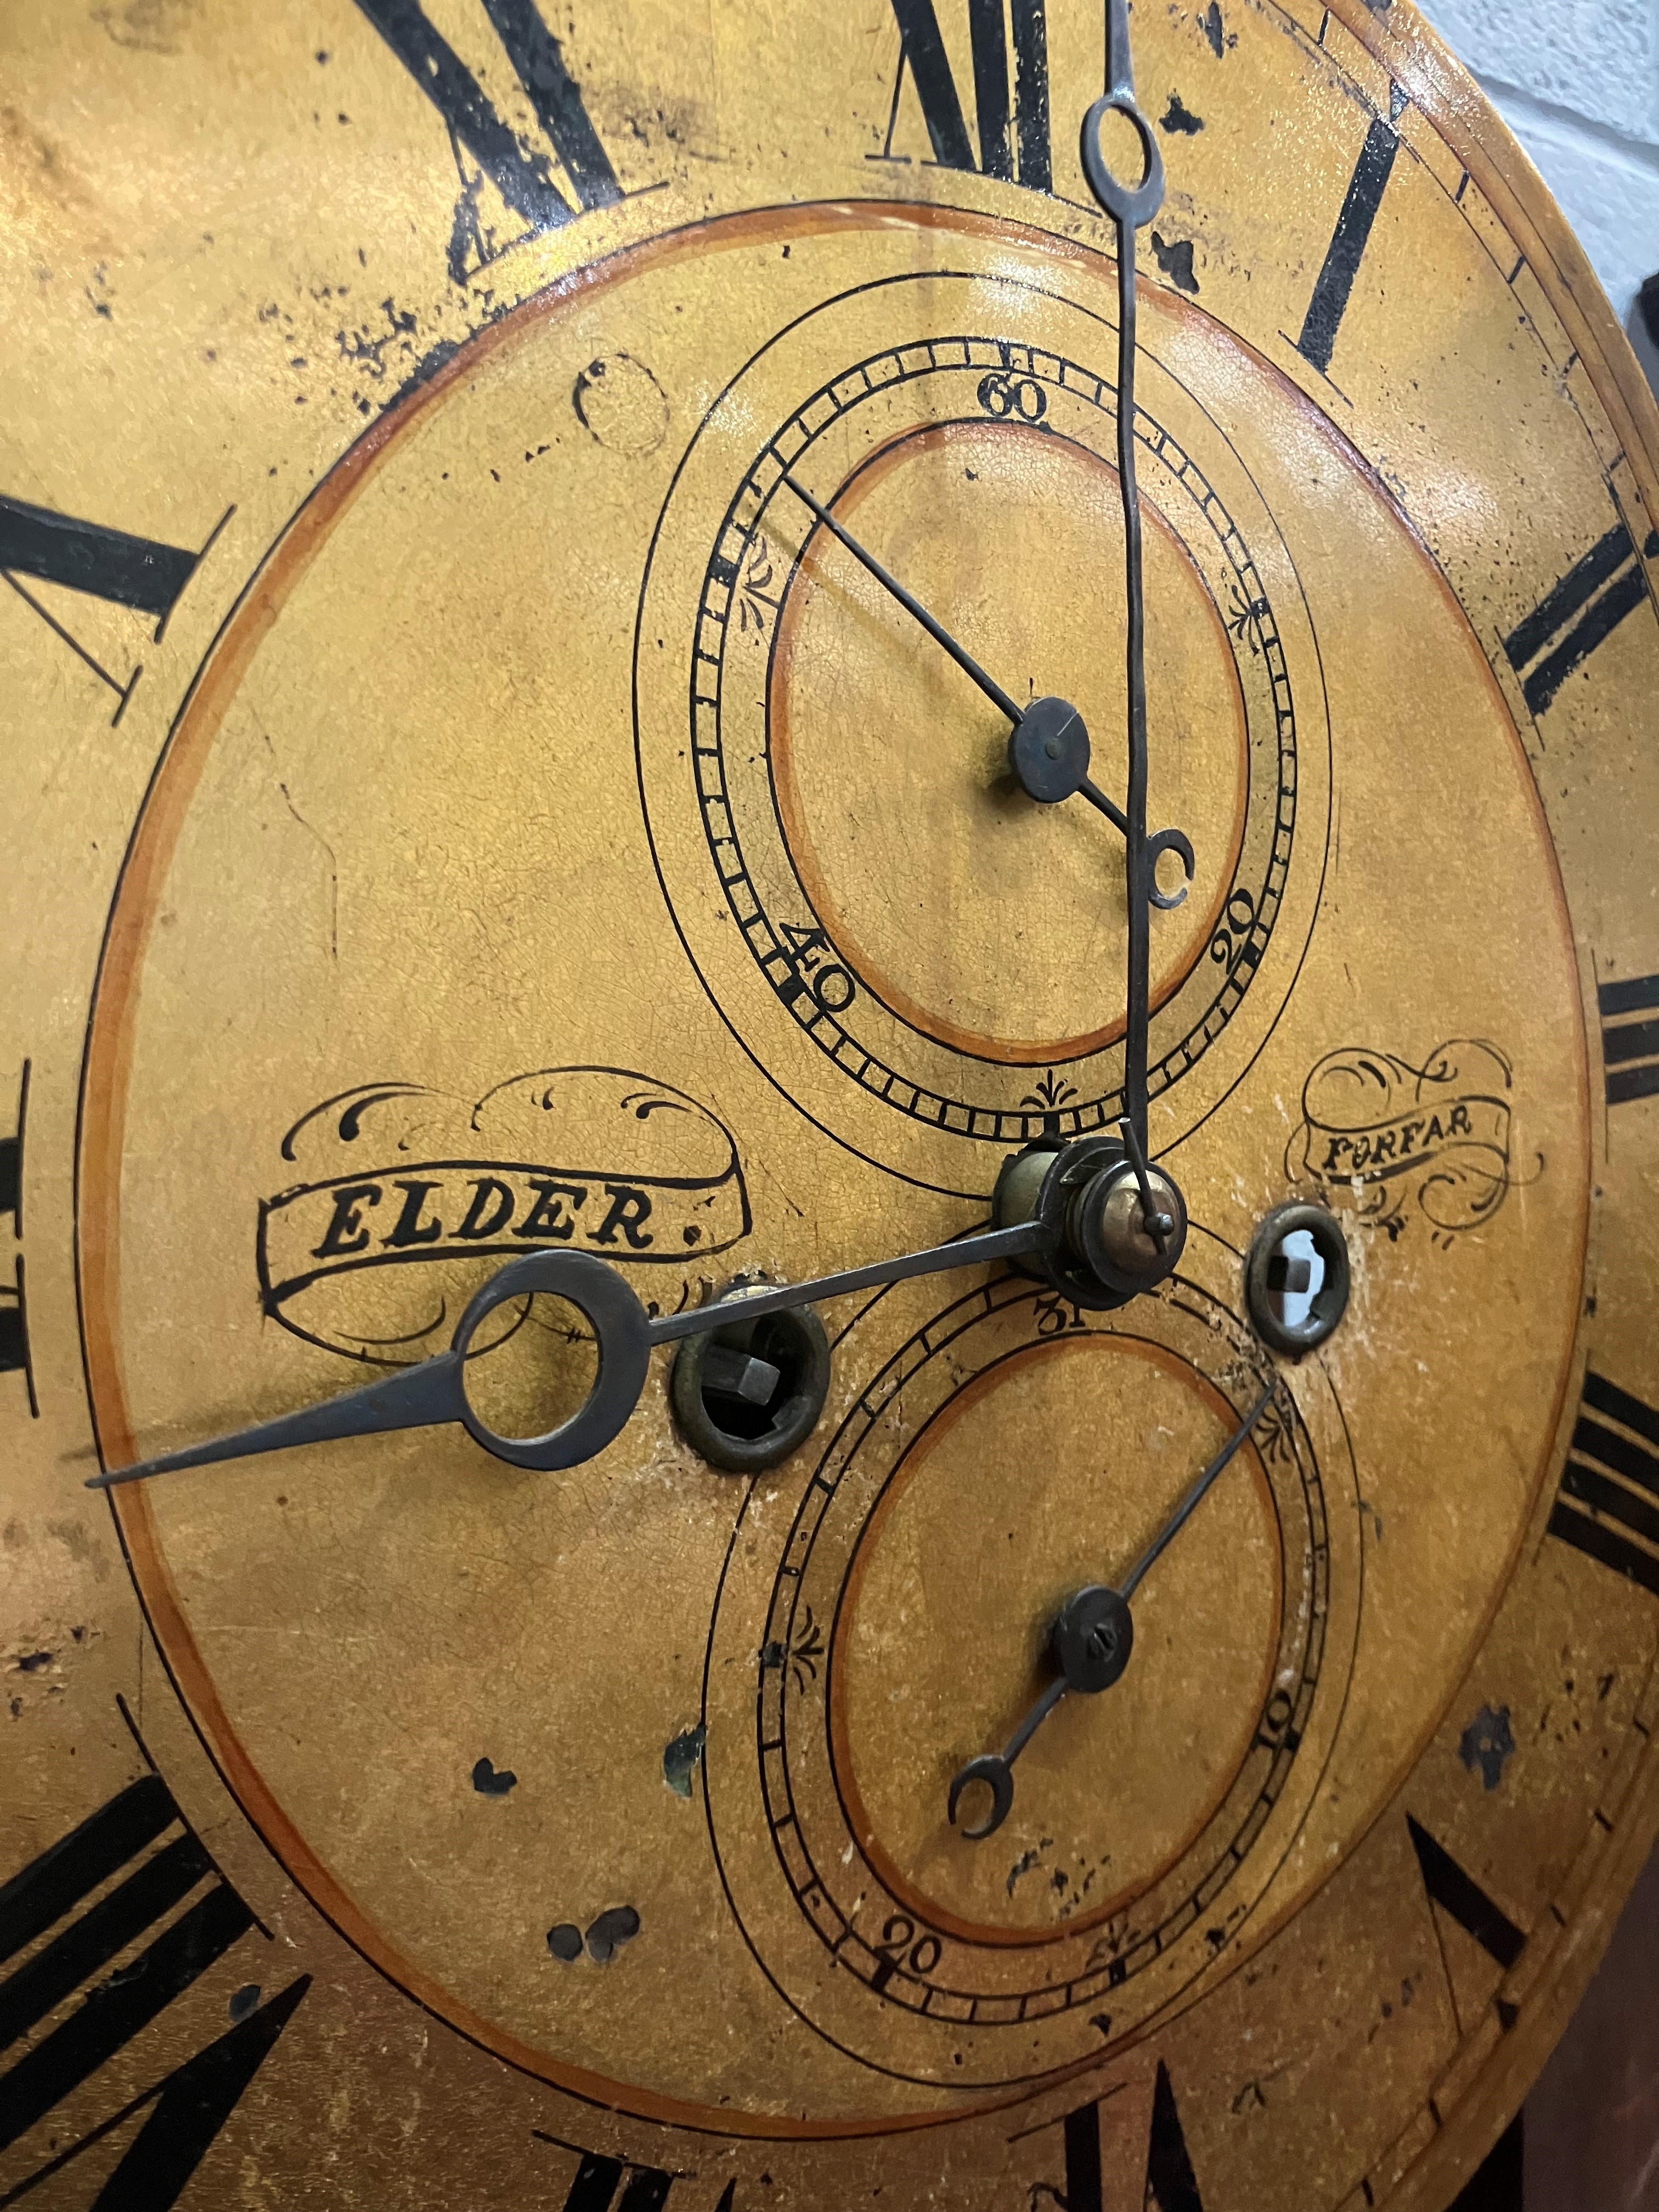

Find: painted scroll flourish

[1285,1040,1526,1243]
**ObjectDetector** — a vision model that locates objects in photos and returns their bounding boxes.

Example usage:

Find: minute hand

[1081,0,1167,1153]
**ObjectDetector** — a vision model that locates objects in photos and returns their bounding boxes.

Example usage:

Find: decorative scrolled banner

[258,1065,751,1364]
[1284,1039,1528,1241]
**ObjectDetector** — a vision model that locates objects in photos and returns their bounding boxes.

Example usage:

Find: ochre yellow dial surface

[3,2,1657,2207]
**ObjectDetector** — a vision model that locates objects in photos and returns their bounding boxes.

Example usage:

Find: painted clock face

[3,2,1658,2208]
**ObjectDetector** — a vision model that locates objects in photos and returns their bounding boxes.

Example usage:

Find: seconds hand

[778,466,1139,841]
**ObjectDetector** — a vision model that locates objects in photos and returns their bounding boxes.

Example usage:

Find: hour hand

[88,1250,658,1488]
[87,1351,469,1490]
[91,1222,1051,1492]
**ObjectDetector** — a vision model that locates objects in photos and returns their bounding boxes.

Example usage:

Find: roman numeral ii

[551,2149,736,2212]
[1599,972,1659,1108]
[1502,520,1657,717]
[1549,1371,1659,1598]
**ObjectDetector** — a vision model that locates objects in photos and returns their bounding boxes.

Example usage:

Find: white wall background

[1418,0,1659,384]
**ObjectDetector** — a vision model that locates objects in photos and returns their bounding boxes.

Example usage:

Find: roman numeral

[1,495,224,725]
[1407,1814,1526,1973]
[877,0,1052,192]
[0,1060,35,1419]
[1502,521,1657,717]
[1291,86,1407,376]
[1037,2064,1205,2212]
[1599,973,1659,1108]
[1549,1371,1659,1598]
[0,1771,308,2203]
[353,0,620,281]
[540,2151,736,2212]
[560,2154,674,2212]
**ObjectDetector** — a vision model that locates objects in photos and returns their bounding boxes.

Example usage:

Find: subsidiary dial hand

[776,471,1192,898]
[780,469,1025,734]
[947,1383,1274,1841]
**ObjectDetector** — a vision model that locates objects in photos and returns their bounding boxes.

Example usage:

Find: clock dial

[3,0,1656,2205]
[633,243,1318,1189]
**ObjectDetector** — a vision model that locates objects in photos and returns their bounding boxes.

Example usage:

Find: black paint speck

[15,1652,50,1674]
[546,1923,583,1963]
[663,1723,707,1799]
[1151,234,1200,295]
[1161,92,1204,134]
[472,1757,518,1797]
[228,1983,262,2022]
[761,1641,785,1671]
[585,1906,640,1963]
[1005,1847,1040,1896]
[1200,1,1226,56]
[1458,1703,1516,1791]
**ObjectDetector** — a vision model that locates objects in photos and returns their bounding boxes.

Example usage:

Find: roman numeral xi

[877,0,1052,193]
[1,493,221,726]
[0,1771,308,2208]
[1033,2065,1205,2212]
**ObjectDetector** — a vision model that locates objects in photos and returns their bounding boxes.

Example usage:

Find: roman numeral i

[1290,85,1408,377]
[0,1059,33,1418]
[0,1771,308,2207]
